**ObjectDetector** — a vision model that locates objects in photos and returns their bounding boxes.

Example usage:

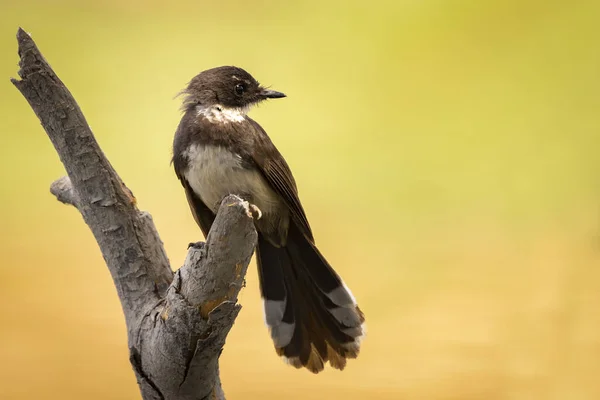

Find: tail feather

[256,224,365,373]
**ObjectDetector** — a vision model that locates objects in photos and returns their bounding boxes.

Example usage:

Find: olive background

[0,1,599,399]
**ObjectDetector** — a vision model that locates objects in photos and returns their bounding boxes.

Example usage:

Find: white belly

[183,144,281,215]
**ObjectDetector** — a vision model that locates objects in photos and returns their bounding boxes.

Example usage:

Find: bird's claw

[248,204,262,220]
[188,241,204,250]
[228,195,262,220]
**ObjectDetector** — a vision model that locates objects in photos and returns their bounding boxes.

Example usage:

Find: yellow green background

[1,0,599,398]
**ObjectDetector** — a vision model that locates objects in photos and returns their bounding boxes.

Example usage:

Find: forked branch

[11,28,257,400]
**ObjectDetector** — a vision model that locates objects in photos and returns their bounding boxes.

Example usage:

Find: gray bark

[11,28,258,400]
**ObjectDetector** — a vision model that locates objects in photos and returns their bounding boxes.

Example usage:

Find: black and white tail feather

[256,223,365,373]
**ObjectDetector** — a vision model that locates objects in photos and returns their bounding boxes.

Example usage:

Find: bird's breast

[183,143,281,216]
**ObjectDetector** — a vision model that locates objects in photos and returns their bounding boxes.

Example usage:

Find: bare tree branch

[11,27,257,400]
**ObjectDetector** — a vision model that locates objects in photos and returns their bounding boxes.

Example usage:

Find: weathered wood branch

[11,28,257,400]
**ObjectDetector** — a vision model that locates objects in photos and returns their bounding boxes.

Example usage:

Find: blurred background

[1,0,599,399]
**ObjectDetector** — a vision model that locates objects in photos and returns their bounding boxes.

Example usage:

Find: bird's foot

[227,195,262,220]
[248,204,262,220]
[188,241,205,250]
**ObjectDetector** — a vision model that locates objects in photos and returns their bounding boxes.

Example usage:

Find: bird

[172,66,365,373]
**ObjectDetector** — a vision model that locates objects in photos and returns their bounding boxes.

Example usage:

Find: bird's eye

[234,83,245,96]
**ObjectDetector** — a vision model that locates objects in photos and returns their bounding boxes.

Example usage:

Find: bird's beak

[260,88,286,99]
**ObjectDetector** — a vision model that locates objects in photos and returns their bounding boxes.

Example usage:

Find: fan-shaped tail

[256,224,365,373]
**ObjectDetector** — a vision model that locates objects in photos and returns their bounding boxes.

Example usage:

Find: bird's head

[181,66,285,112]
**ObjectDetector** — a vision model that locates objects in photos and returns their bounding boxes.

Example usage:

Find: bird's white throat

[195,104,248,124]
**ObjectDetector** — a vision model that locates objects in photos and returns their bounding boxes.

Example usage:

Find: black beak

[260,89,286,99]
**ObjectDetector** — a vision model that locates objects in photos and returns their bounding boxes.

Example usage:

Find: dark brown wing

[247,119,314,242]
